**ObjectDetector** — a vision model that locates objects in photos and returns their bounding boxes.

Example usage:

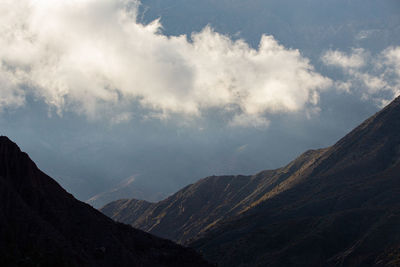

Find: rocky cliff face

[0,136,210,267]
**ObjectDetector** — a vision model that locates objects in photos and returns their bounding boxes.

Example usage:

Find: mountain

[0,136,210,266]
[87,176,167,209]
[102,96,400,266]
[101,148,327,244]
[189,96,400,266]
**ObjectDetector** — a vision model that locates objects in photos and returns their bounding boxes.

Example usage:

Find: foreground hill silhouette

[0,136,210,266]
[102,96,400,266]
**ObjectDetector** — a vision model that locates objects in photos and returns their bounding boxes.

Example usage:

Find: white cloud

[383,46,400,78]
[322,46,400,106]
[0,63,26,110]
[334,81,352,93]
[321,48,366,69]
[0,0,331,126]
[230,113,270,128]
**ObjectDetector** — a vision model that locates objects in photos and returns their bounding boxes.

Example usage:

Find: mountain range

[102,96,400,266]
[0,136,210,266]
[101,148,327,244]
[2,91,399,266]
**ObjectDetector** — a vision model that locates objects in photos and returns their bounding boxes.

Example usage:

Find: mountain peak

[310,95,400,179]
[0,136,210,266]
[189,96,400,266]
[0,135,22,153]
[101,96,400,266]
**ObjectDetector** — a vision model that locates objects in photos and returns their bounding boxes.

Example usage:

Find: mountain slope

[0,136,210,266]
[87,176,167,209]
[189,96,400,266]
[101,148,327,244]
[102,96,400,266]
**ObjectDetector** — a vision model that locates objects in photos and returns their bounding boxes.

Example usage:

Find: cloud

[230,113,270,128]
[383,46,400,78]
[322,47,400,106]
[321,48,366,69]
[0,0,331,126]
[0,63,26,110]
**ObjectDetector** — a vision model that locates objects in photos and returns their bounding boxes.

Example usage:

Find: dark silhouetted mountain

[0,136,210,267]
[102,96,400,266]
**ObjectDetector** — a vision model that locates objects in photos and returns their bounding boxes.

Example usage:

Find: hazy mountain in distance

[102,96,400,266]
[0,136,210,266]
[87,175,167,208]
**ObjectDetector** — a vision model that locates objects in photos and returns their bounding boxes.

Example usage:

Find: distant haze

[0,0,399,206]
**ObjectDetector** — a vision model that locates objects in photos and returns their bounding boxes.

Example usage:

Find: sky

[0,0,399,207]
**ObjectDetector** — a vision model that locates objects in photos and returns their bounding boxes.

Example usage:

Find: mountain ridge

[189,96,400,266]
[102,96,400,266]
[101,147,328,244]
[0,136,210,266]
